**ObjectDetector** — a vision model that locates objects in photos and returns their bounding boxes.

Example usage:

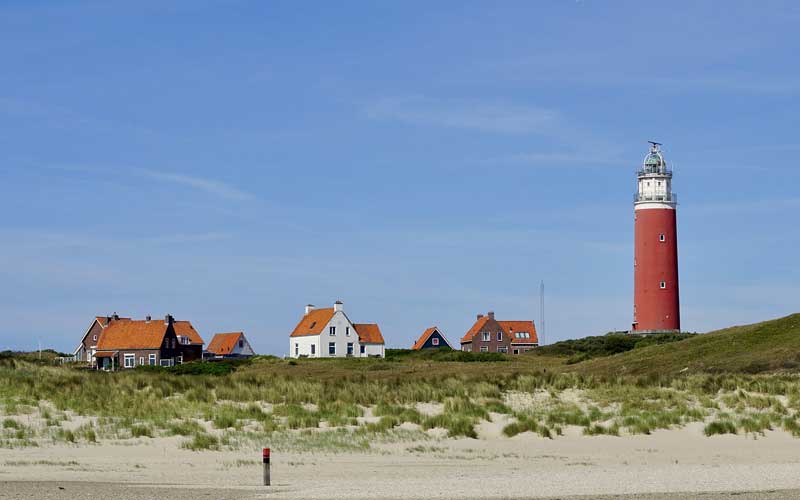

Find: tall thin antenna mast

[539,280,545,346]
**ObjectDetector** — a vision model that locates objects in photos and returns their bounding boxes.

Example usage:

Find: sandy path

[1,425,800,499]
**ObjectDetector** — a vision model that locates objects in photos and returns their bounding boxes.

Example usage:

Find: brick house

[89,315,203,370]
[460,311,538,354]
[73,313,130,366]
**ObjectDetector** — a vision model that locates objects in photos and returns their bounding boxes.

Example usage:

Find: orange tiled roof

[95,316,131,327]
[207,332,243,355]
[499,321,538,344]
[96,319,169,350]
[290,308,336,337]
[412,327,441,350]
[174,321,204,345]
[353,323,384,344]
[461,316,491,343]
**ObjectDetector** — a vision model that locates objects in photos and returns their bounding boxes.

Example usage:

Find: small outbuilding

[206,332,255,358]
[412,326,454,350]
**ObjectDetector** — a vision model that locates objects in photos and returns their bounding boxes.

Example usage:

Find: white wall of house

[290,335,319,358]
[362,343,384,357]
[230,335,255,356]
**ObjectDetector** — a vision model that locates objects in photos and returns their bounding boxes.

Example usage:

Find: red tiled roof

[95,316,131,327]
[207,332,243,355]
[174,321,204,345]
[290,308,335,337]
[498,321,538,344]
[94,351,117,358]
[353,323,384,344]
[96,320,169,350]
[412,327,438,350]
[461,316,491,343]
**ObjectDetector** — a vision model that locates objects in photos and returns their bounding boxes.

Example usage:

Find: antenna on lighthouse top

[648,141,662,147]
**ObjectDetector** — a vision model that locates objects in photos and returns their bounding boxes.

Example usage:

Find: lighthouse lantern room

[632,142,680,333]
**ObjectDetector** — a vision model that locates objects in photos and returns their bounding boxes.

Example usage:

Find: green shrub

[704,420,737,436]
[182,432,220,451]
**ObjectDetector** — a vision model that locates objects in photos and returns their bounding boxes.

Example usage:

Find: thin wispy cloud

[137,169,255,201]
[364,96,560,134]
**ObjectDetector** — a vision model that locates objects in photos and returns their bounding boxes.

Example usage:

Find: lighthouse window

[659,234,665,242]
[660,281,667,289]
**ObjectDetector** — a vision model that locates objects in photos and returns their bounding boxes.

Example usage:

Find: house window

[497,346,508,353]
[513,349,520,355]
[295,343,299,356]
[164,339,169,348]
[497,332,503,341]
[148,354,156,365]
[480,346,489,353]
[92,335,97,342]
[329,326,336,336]
[482,332,490,342]
[171,339,176,349]
[360,345,365,354]
[346,326,350,336]
[432,337,439,346]
[124,354,135,368]
[177,355,183,365]
[660,281,667,289]
[329,342,336,355]
[139,356,144,366]
[311,344,316,355]
[347,343,354,356]
[160,359,173,367]
[659,234,666,242]
[238,340,243,348]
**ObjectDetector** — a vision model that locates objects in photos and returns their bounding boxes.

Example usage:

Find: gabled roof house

[289,301,385,358]
[75,313,204,369]
[206,332,255,358]
[460,311,538,355]
[412,326,454,350]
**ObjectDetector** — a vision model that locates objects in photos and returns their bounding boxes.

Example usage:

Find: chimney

[488,311,495,320]
[145,315,151,322]
[164,314,174,325]
[333,300,344,313]
[305,304,315,315]
[112,312,119,321]
[477,314,484,321]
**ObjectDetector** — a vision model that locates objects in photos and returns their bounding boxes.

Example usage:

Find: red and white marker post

[263,447,271,486]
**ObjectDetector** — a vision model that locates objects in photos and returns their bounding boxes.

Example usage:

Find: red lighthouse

[632,142,680,333]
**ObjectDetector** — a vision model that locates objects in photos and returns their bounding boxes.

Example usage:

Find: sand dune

[2,424,800,499]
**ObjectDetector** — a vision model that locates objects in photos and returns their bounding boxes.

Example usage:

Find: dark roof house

[412,326,454,350]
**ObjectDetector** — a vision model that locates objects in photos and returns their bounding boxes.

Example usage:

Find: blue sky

[1,1,798,354]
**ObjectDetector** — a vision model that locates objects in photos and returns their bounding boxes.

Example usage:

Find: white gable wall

[290,311,362,358]
[228,335,255,356]
[362,343,384,357]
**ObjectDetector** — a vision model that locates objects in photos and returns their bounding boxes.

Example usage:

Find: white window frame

[329,326,336,336]
[660,281,667,289]
[139,356,144,366]
[432,337,439,346]
[295,343,299,356]
[659,234,666,242]
[482,332,490,342]
[160,358,173,367]
[346,326,350,336]
[148,354,157,366]
[513,349,520,355]
[479,346,489,353]
[496,332,503,341]
[123,354,135,368]
[359,345,365,355]
[92,334,97,342]
[497,346,508,353]
[347,343,354,356]
[328,342,336,355]
[311,344,316,355]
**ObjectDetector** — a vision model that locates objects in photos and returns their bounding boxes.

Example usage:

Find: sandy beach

[2,424,800,499]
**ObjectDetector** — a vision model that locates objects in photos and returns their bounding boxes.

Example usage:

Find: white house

[289,301,385,358]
